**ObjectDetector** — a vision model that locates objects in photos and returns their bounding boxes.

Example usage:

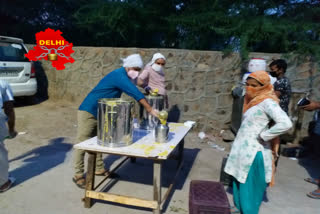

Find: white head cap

[122,54,144,68]
[147,53,166,66]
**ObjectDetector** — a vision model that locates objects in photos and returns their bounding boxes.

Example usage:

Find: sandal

[304,178,320,185]
[95,170,119,178]
[0,177,15,193]
[307,190,320,199]
[230,206,240,214]
[72,176,86,189]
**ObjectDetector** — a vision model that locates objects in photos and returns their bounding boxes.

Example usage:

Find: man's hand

[149,109,159,118]
[144,86,152,94]
[139,98,159,117]
[301,101,320,111]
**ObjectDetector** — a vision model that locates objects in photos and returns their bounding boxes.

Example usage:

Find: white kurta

[224,99,292,183]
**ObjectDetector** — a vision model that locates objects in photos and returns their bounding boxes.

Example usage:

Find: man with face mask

[73,54,158,189]
[269,59,291,114]
[137,53,168,108]
[268,59,291,186]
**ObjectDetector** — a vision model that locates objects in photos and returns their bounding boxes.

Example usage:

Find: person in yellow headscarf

[224,71,292,214]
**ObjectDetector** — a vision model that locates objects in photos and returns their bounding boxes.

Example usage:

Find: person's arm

[274,90,281,98]
[259,99,293,142]
[273,80,282,98]
[116,73,158,118]
[137,78,145,87]
[3,101,17,138]
[139,98,158,117]
[137,67,150,88]
[117,71,145,100]
[301,101,320,111]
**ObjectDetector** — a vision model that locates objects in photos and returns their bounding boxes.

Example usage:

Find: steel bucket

[97,98,133,147]
[139,95,164,130]
[155,124,169,143]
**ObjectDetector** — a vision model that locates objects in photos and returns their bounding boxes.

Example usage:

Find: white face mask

[152,63,163,72]
[127,70,139,80]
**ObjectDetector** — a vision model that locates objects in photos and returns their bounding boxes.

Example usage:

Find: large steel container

[139,95,164,130]
[97,98,133,147]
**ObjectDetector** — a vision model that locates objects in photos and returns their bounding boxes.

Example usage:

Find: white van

[0,36,37,97]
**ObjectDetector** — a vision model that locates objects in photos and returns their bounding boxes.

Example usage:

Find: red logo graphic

[25,28,75,70]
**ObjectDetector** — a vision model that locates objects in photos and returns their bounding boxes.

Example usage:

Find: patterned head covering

[243,71,279,113]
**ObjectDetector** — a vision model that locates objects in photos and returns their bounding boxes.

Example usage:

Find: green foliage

[73,0,179,47]
[169,0,320,60]
[0,0,82,43]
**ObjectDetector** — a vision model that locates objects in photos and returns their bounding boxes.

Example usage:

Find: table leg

[84,152,96,208]
[177,139,184,168]
[153,160,162,214]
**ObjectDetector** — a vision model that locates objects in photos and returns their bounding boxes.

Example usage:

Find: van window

[0,42,28,62]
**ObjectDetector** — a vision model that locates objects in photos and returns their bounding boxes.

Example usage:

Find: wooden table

[74,122,192,214]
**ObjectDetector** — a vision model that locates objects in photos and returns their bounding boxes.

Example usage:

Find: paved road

[0,101,319,214]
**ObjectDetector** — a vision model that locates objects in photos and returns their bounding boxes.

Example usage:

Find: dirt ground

[1,99,320,214]
[8,99,78,158]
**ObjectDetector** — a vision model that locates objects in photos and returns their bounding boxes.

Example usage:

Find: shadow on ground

[96,147,200,212]
[298,157,320,181]
[9,137,72,186]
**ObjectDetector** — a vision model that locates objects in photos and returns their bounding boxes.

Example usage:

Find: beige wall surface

[28,45,319,136]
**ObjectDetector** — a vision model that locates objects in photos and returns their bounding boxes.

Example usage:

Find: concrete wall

[31,46,319,136]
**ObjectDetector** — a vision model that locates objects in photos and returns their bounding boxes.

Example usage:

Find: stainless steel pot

[155,123,169,143]
[97,98,133,147]
[139,95,164,130]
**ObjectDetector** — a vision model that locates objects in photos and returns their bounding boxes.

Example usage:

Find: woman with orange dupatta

[224,71,292,214]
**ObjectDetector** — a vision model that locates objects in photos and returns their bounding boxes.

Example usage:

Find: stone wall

[30,46,319,136]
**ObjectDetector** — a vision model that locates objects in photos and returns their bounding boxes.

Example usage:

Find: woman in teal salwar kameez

[225,71,292,214]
